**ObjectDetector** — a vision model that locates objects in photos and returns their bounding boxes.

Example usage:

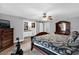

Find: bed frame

[35,32,49,36]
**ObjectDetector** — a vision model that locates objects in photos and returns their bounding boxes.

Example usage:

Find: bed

[31,32,76,55]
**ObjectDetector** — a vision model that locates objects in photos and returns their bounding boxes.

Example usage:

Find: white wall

[70,18,79,31]
[11,18,24,43]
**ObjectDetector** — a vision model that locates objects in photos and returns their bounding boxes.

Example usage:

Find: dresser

[0,28,13,52]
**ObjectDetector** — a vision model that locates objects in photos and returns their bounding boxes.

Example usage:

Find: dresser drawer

[0,28,13,52]
[2,40,13,48]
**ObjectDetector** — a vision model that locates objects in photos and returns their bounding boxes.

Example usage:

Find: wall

[11,18,24,43]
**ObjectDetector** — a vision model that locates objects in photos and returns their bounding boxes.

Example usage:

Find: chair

[67,31,79,52]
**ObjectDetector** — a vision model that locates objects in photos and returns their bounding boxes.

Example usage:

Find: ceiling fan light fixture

[42,13,52,21]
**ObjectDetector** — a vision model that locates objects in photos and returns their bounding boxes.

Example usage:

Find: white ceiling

[0,3,79,19]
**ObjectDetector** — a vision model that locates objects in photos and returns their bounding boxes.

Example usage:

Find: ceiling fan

[42,13,53,21]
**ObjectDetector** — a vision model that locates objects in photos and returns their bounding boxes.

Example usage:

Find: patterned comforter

[32,34,73,55]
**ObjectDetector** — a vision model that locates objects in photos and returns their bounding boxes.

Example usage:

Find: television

[0,19,10,28]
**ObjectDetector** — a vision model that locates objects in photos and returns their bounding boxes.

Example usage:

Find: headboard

[35,32,49,36]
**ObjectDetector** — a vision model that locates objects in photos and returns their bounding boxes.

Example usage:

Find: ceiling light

[42,13,52,21]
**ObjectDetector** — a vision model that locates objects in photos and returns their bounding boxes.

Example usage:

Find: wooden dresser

[0,28,13,52]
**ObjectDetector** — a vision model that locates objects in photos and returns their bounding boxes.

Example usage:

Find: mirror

[55,21,70,35]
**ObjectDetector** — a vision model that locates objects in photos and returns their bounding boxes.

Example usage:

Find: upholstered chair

[67,31,79,52]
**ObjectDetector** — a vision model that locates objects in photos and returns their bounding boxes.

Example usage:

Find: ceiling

[0,3,79,20]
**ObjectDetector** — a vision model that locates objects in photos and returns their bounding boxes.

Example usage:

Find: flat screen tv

[0,19,10,28]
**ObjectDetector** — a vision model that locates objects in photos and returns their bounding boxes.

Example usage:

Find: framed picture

[31,22,35,28]
[24,22,28,31]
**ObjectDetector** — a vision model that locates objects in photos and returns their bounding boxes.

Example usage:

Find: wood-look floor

[0,39,42,55]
